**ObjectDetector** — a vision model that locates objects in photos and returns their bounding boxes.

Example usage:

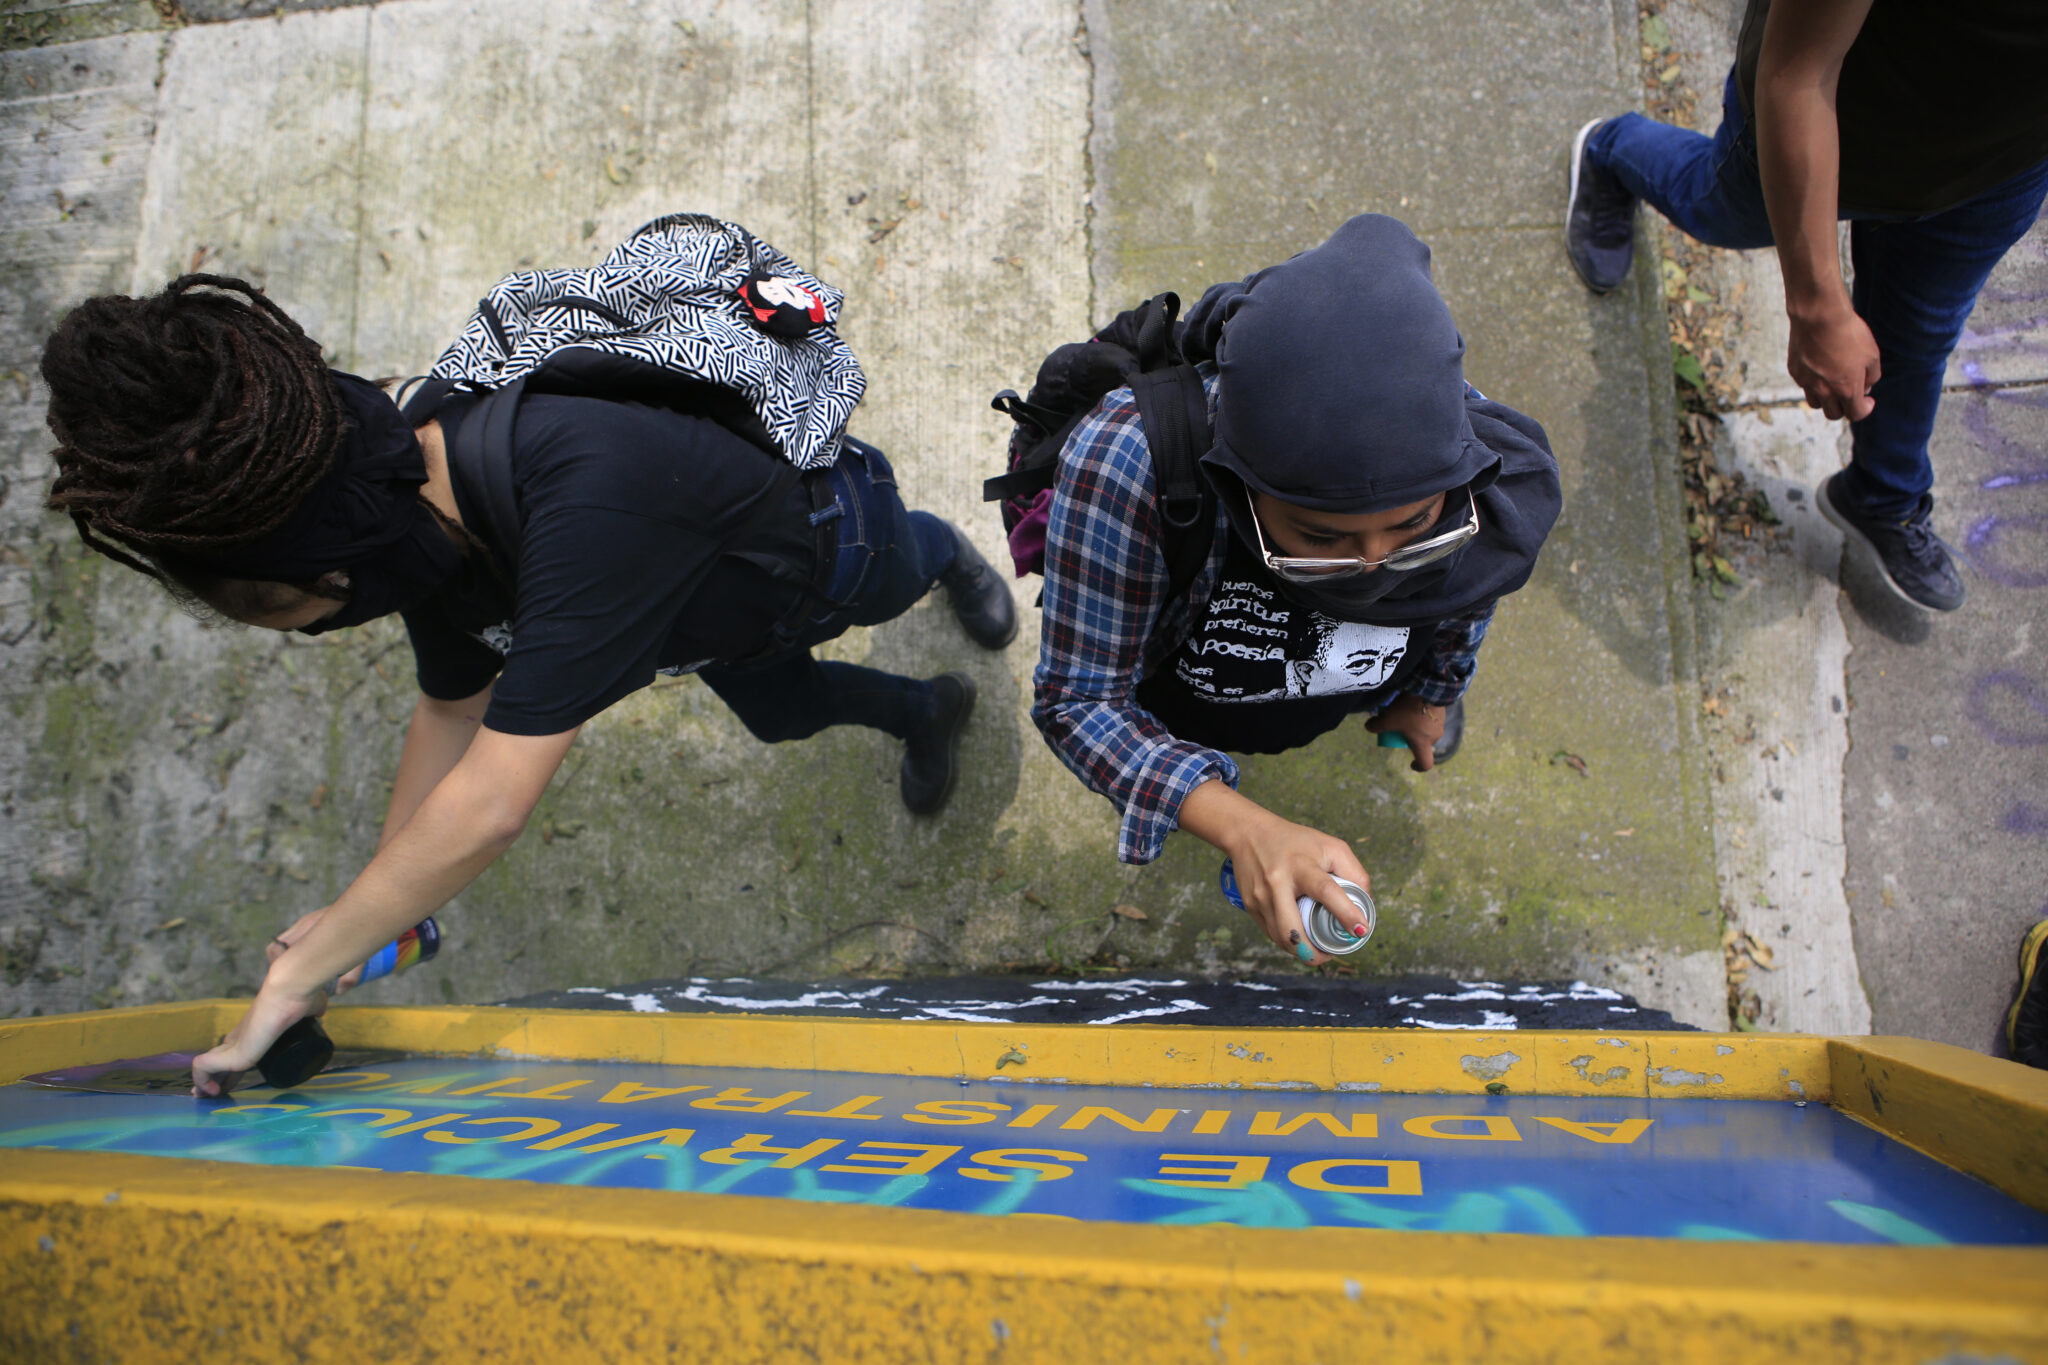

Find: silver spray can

[1219,861,1376,956]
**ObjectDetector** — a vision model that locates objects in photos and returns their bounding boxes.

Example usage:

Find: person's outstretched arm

[380,686,494,849]
[1754,0,1878,421]
[192,722,577,1094]
[255,684,496,995]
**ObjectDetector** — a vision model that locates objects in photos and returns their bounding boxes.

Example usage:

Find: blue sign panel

[5,1058,2045,1245]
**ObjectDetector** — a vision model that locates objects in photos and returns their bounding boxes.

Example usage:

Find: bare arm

[1754,0,1879,420]
[1177,778,1372,965]
[381,685,494,849]
[259,685,497,991]
[193,723,579,1094]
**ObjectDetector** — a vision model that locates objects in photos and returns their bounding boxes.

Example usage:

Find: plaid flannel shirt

[1031,372,1496,865]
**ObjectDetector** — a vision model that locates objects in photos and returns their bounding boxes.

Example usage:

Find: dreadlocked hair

[39,274,342,583]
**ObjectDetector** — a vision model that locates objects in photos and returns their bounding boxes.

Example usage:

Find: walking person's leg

[1569,70,1779,292]
[1819,158,2048,609]
[701,650,936,744]
[837,437,1018,649]
[698,437,1016,813]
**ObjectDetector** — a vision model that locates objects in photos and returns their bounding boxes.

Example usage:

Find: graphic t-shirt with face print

[1134,534,1432,755]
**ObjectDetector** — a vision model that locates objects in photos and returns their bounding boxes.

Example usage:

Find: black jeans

[699,438,959,742]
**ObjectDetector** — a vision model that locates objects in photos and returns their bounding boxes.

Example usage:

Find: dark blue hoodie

[1182,214,1562,626]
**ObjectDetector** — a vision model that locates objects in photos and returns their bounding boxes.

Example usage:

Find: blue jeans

[699,437,959,742]
[1590,70,2048,520]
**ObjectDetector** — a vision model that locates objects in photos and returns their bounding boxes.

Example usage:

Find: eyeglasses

[1249,488,1480,582]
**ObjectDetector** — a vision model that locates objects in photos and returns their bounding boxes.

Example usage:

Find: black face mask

[294,506,461,635]
[1265,557,1443,619]
[195,372,461,632]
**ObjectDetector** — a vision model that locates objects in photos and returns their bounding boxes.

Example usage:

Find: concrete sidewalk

[1650,0,2048,1052]
[9,0,2017,1043]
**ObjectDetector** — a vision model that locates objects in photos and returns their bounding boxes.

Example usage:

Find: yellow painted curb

[5,1148,2045,1365]
[4,1000,1835,1098]
[5,1003,2047,1364]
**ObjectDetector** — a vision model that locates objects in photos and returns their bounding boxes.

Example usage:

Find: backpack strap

[444,376,843,665]
[1129,362,1215,609]
[444,378,528,580]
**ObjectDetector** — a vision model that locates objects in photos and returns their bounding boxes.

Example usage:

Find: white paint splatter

[1088,999,1211,1025]
[1033,978,1189,991]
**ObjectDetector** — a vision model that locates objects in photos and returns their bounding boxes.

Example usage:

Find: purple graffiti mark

[1952,271,2048,376]
[1962,390,2048,490]
[1964,515,2048,588]
[1964,391,2048,469]
[2004,802,2048,836]
[1954,320,2048,370]
[1965,672,2048,747]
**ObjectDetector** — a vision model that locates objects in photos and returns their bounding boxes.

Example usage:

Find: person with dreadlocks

[38,275,1017,1095]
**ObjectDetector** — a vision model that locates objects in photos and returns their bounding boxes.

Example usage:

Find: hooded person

[36,273,1019,1095]
[1032,214,1562,965]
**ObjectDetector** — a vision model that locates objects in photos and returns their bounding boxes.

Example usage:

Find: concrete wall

[1,0,1724,1023]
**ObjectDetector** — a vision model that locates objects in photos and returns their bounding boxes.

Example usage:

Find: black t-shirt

[1736,0,2048,217]
[401,393,817,735]
[1135,535,1434,755]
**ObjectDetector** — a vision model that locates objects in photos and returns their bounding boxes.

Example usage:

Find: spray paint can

[356,917,440,984]
[1218,861,1376,956]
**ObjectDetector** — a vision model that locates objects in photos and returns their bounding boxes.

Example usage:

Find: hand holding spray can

[255,919,440,1090]
[355,917,440,984]
[1219,861,1375,957]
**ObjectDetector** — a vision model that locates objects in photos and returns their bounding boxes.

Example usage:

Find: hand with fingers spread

[1365,694,1447,772]
[1179,780,1371,965]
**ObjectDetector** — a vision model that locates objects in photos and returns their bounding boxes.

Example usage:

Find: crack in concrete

[802,0,816,270]
[344,5,371,367]
[1075,0,1098,327]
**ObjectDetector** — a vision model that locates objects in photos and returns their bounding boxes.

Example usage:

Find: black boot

[901,673,976,815]
[1432,696,1465,764]
[940,525,1018,649]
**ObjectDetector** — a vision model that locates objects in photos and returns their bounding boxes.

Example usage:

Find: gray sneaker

[1818,472,1965,613]
[1566,117,1638,294]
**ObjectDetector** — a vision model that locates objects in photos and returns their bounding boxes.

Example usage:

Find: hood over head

[1180,214,1563,623]
[1188,213,1494,513]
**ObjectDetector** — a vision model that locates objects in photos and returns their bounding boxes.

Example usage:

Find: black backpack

[983,292,1217,607]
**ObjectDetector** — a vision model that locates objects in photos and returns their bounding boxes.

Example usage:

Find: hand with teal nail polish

[1178,780,1372,967]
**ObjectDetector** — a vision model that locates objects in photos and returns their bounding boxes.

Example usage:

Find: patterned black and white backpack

[408,212,863,575]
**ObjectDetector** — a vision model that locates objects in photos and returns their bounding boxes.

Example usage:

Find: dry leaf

[157,917,186,933]
[1111,904,1149,921]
